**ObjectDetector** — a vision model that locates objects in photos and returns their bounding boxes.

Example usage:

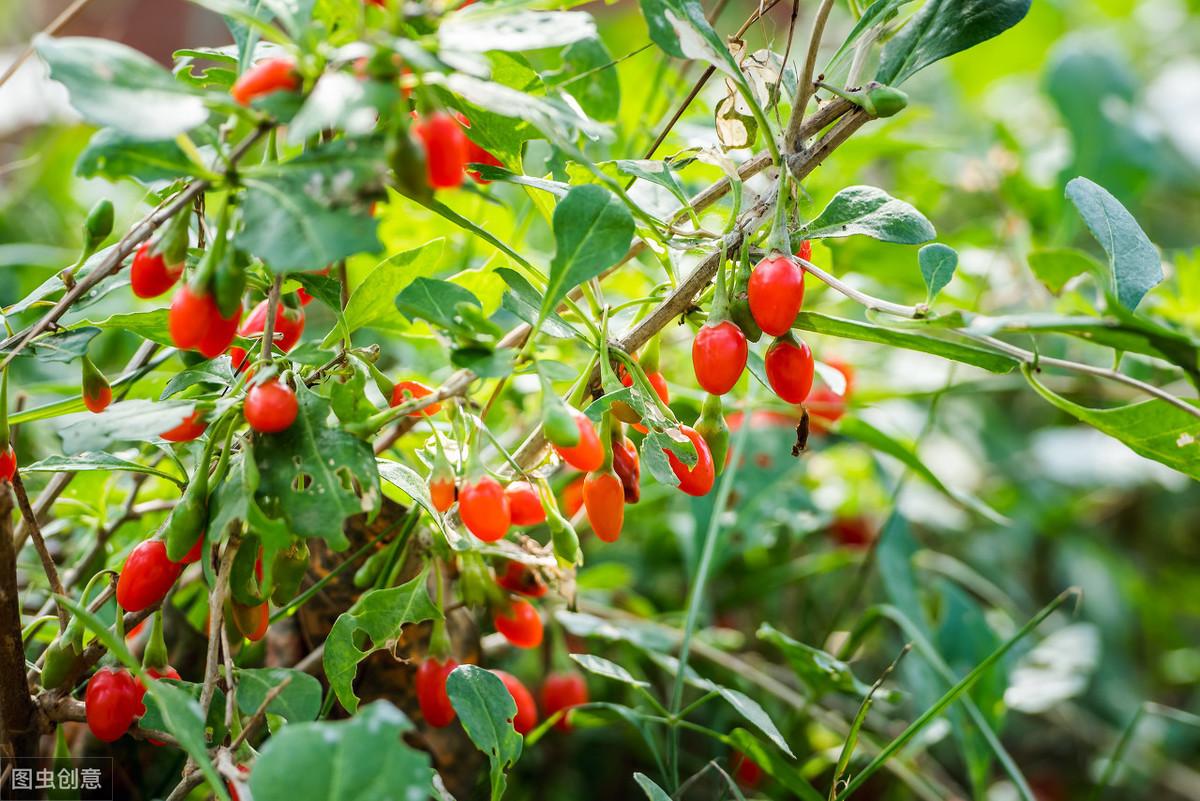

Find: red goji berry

[459,476,511,542]
[748,254,804,337]
[505,481,546,527]
[493,670,538,734]
[244,379,298,433]
[692,320,748,395]
[552,411,603,472]
[664,425,715,497]
[85,667,138,742]
[231,57,299,106]
[492,597,543,649]
[583,469,624,543]
[540,671,588,732]
[116,540,183,612]
[764,335,814,404]
[415,657,458,727]
[130,242,183,299]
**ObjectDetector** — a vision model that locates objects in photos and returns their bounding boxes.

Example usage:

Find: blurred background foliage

[2,0,1200,798]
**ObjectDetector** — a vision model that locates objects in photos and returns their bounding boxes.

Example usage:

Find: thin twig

[0,0,95,91]
[261,275,283,362]
[9,469,68,629]
[229,675,293,750]
[784,0,836,153]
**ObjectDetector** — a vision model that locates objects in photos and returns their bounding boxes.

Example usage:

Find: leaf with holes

[253,386,382,549]
[325,573,440,714]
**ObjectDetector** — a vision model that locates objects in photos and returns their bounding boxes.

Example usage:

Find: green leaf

[569,653,650,688]
[22,451,183,485]
[235,668,322,723]
[497,268,579,340]
[76,128,195,182]
[875,0,1033,86]
[447,665,523,801]
[376,458,438,519]
[555,610,677,653]
[73,310,172,346]
[825,0,912,73]
[541,184,634,319]
[4,326,99,363]
[637,0,741,78]
[324,573,440,713]
[727,729,826,801]
[918,243,958,302]
[1065,176,1163,310]
[56,596,227,800]
[1026,247,1105,295]
[550,38,621,122]
[161,358,236,399]
[792,312,1018,373]
[759,623,889,701]
[634,773,673,801]
[1023,366,1200,481]
[439,9,596,52]
[288,74,401,145]
[239,179,379,273]
[340,241,444,338]
[139,679,228,746]
[57,400,205,453]
[395,277,482,334]
[250,702,435,801]
[837,417,1009,524]
[34,35,208,140]
[236,140,386,273]
[253,386,382,547]
[799,186,935,244]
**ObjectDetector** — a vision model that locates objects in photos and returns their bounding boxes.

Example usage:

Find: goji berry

[0,446,14,483]
[505,481,546,527]
[244,379,298,433]
[493,670,538,734]
[611,436,640,503]
[429,474,456,514]
[552,410,603,472]
[561,475,586,517]
[134,665,181,716]
[130,242,183,299]
[229,299,305,371]
[764,335,814,404]
[692,320,747,395]
[583,468,624,543]
[459,475,511,542]
[390,380,441,416]
[540,671,588,732]
[231,57,299,106]
[85,667,138,742]
[493,597,543,649]
[748,254,804,336]
[116,540,183,612]
[495,560,547,598]
[416,657,459,728]
[664,425,715,497]
[413,112,469,189]
[160,410,207,442]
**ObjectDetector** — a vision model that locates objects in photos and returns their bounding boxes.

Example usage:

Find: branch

[783,0,837,153]
[0,486,40,757]
[0,125,270,370]
[9,469,68,630]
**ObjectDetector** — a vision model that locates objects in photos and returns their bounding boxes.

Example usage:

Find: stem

[784,0,836,153]
[666,390,753,789]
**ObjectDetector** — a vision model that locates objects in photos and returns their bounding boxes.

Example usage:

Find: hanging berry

[229,299,306,371]
[611,433,641,504]
[505,481,546,527]
[244,379,299,433]
[764,335,815,404]
[160,410,208,442]
[664,425,715,497]
[540,672,589,732]
[552,410,603,472]
[413,112,469,190]
[492,597,543,649]
[130,241,184,299]
[116,540,184,612]
[80,355,112,413]
[748,254,805,337]
[390,380,441,416]
[692,259,747,395]
[231,57,300,106]
[459,475,511,542]
[85,667,139,742]
[493,670,538,735]
[495,560,547,598]
[415,657,459,728]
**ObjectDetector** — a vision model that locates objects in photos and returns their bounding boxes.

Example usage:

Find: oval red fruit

[493,598,543,649]
[413,112,469,190]
[168,285,213,351]
[505,481,546,527]
[130,242,183,299]
[231,300,305,370]
[540,672,588,732]
[748,255,804,337]
[196,301,242,359]
[664,425,715,497]
[244,379,298,433]
[583,470,624,543]
[459,476,511,542]
[390,380,441,416]
[0,446,16,482]
[416,657,459,728]
[692,320,747,395]
[232,601,270,641]
[116,540,183,612]
[85,667,138,742]
[495,560,547,598]
[161,410,208,442]
[611,437,640,503]
[493,670,538,734]
[552,411,603,472]
[83,384,112,414]
[764,336,814,404]
[134,665,182,716]
[429,476,456,514]
[795,239,812,263]
[561,475,586,518]
[231,57,299,106]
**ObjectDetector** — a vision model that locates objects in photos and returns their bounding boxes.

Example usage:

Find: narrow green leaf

[569,653,650,688]
[23,452,184,485]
